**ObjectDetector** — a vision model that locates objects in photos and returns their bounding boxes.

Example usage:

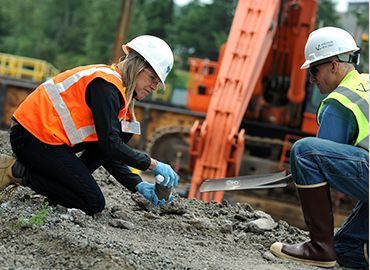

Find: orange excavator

[187,0,318,202]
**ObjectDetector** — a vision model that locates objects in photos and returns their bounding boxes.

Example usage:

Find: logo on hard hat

[315,41,334,51]
[147,41,156,48]
[166,66,170,74]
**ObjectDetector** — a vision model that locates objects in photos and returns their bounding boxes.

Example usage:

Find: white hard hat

[122,35,174,88]
[301,27,359,69]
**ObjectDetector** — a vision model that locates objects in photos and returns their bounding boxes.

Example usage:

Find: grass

[17,201,49,227]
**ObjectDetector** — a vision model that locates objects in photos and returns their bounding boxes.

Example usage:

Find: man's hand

[136,182,166,206]
[150,161,179,188]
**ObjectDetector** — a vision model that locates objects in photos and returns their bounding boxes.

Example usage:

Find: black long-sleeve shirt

[85,78,151,171]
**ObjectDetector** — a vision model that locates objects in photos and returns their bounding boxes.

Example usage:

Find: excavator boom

[188,0,317,202]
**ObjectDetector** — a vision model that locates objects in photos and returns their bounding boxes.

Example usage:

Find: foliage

[351,7,369,32]
[167,0,236,64]
[316,0,340,28]
[0,0,120,70]
[173,69,189,89]
[83,0,121,66]
[17,202,50,227]
[350,6,369,72]
[0,0,348,72]
[128,0,174,40]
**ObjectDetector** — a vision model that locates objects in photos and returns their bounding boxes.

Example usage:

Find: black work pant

[9,124,141,215]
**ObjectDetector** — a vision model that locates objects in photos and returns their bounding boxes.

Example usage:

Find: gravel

[0,131,350,270]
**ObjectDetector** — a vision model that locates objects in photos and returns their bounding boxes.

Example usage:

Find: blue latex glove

[151,161,179,188]
[136,182,166,206]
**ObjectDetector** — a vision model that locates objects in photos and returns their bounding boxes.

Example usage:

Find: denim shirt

[317,99,358,145]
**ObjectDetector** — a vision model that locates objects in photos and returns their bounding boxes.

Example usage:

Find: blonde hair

[115,52,147,121]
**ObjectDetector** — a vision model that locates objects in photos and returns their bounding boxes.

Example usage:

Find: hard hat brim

[121,44,129,55]
[300,61,310,69]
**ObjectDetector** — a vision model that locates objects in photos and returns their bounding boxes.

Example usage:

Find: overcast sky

[336,0,370,11]
[174,0,356,12]
[335,0,349,11]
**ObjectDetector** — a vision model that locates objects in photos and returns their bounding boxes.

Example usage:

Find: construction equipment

[0,1,318,188]
[0,1,352,227]
[187,0,317,202]
[0,53,59,127]
[0,53,59,82]
[0,0,352,228]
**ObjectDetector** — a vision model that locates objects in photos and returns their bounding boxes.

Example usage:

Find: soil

[0,131,350,270]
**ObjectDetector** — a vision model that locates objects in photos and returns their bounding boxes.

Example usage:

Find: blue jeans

[291,137,369,268]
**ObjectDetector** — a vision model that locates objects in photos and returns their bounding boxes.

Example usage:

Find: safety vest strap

[335,87,369,121]
[43,66,122,145]
[317,71,369,150]
[327,89,369,149]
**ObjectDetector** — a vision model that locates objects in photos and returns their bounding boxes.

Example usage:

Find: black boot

[270,182,336,268]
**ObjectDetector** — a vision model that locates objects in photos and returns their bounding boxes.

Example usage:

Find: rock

[233,232,248,243]
[0,202,9,209]
[219,223,233,234]
[254,210,272,219]
[54,205,68,213]
[262,251,280,262]
[68,208,88,227]
[234,213,248,221]
[159,203,187,215]
[143,212,160,219]
[0,136,332,270]
[218,209,229,216]
[109,219,135,230]
[246,217,277,233]
[112,210,130,220]
[186,218,214,230]
[239,202,254,213]
[60,213,73,221]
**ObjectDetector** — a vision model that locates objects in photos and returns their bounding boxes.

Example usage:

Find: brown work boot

[0,154,23,191]
[270,183,336,268]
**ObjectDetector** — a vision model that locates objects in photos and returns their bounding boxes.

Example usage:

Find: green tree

[351,6,369,72]
[41,0,92,68]
[316,0,340,27]
[128,0,173,40]
[167,0,236,64]
[0,0,121,69]
[83,0,121,66]
[1,0,350,73]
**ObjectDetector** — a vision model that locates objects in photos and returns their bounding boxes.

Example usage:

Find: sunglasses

[309,60,337,77]
[143,69,161,87]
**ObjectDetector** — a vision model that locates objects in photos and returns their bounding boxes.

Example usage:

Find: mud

[0,131,350,270]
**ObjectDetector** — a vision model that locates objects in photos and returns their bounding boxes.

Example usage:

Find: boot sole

[270,242,336,268]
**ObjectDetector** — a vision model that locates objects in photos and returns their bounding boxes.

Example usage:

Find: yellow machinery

[0,53,59,83]
[0,53,59,127]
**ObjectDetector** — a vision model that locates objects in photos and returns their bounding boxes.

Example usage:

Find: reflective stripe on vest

[318,71,369,150]
[43,66,122,145]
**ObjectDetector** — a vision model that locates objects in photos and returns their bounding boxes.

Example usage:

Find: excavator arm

[188,0,317,202]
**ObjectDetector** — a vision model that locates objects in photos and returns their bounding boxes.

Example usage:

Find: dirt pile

[0,131,347,270]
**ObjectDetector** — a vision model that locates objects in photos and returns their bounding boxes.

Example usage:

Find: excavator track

[146,125,291,177]
[146,126,191,179]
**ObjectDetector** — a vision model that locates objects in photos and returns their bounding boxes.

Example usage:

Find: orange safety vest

[14,64,130,146]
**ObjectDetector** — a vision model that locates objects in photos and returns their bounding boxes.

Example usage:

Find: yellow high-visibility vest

[317,70,369,150]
